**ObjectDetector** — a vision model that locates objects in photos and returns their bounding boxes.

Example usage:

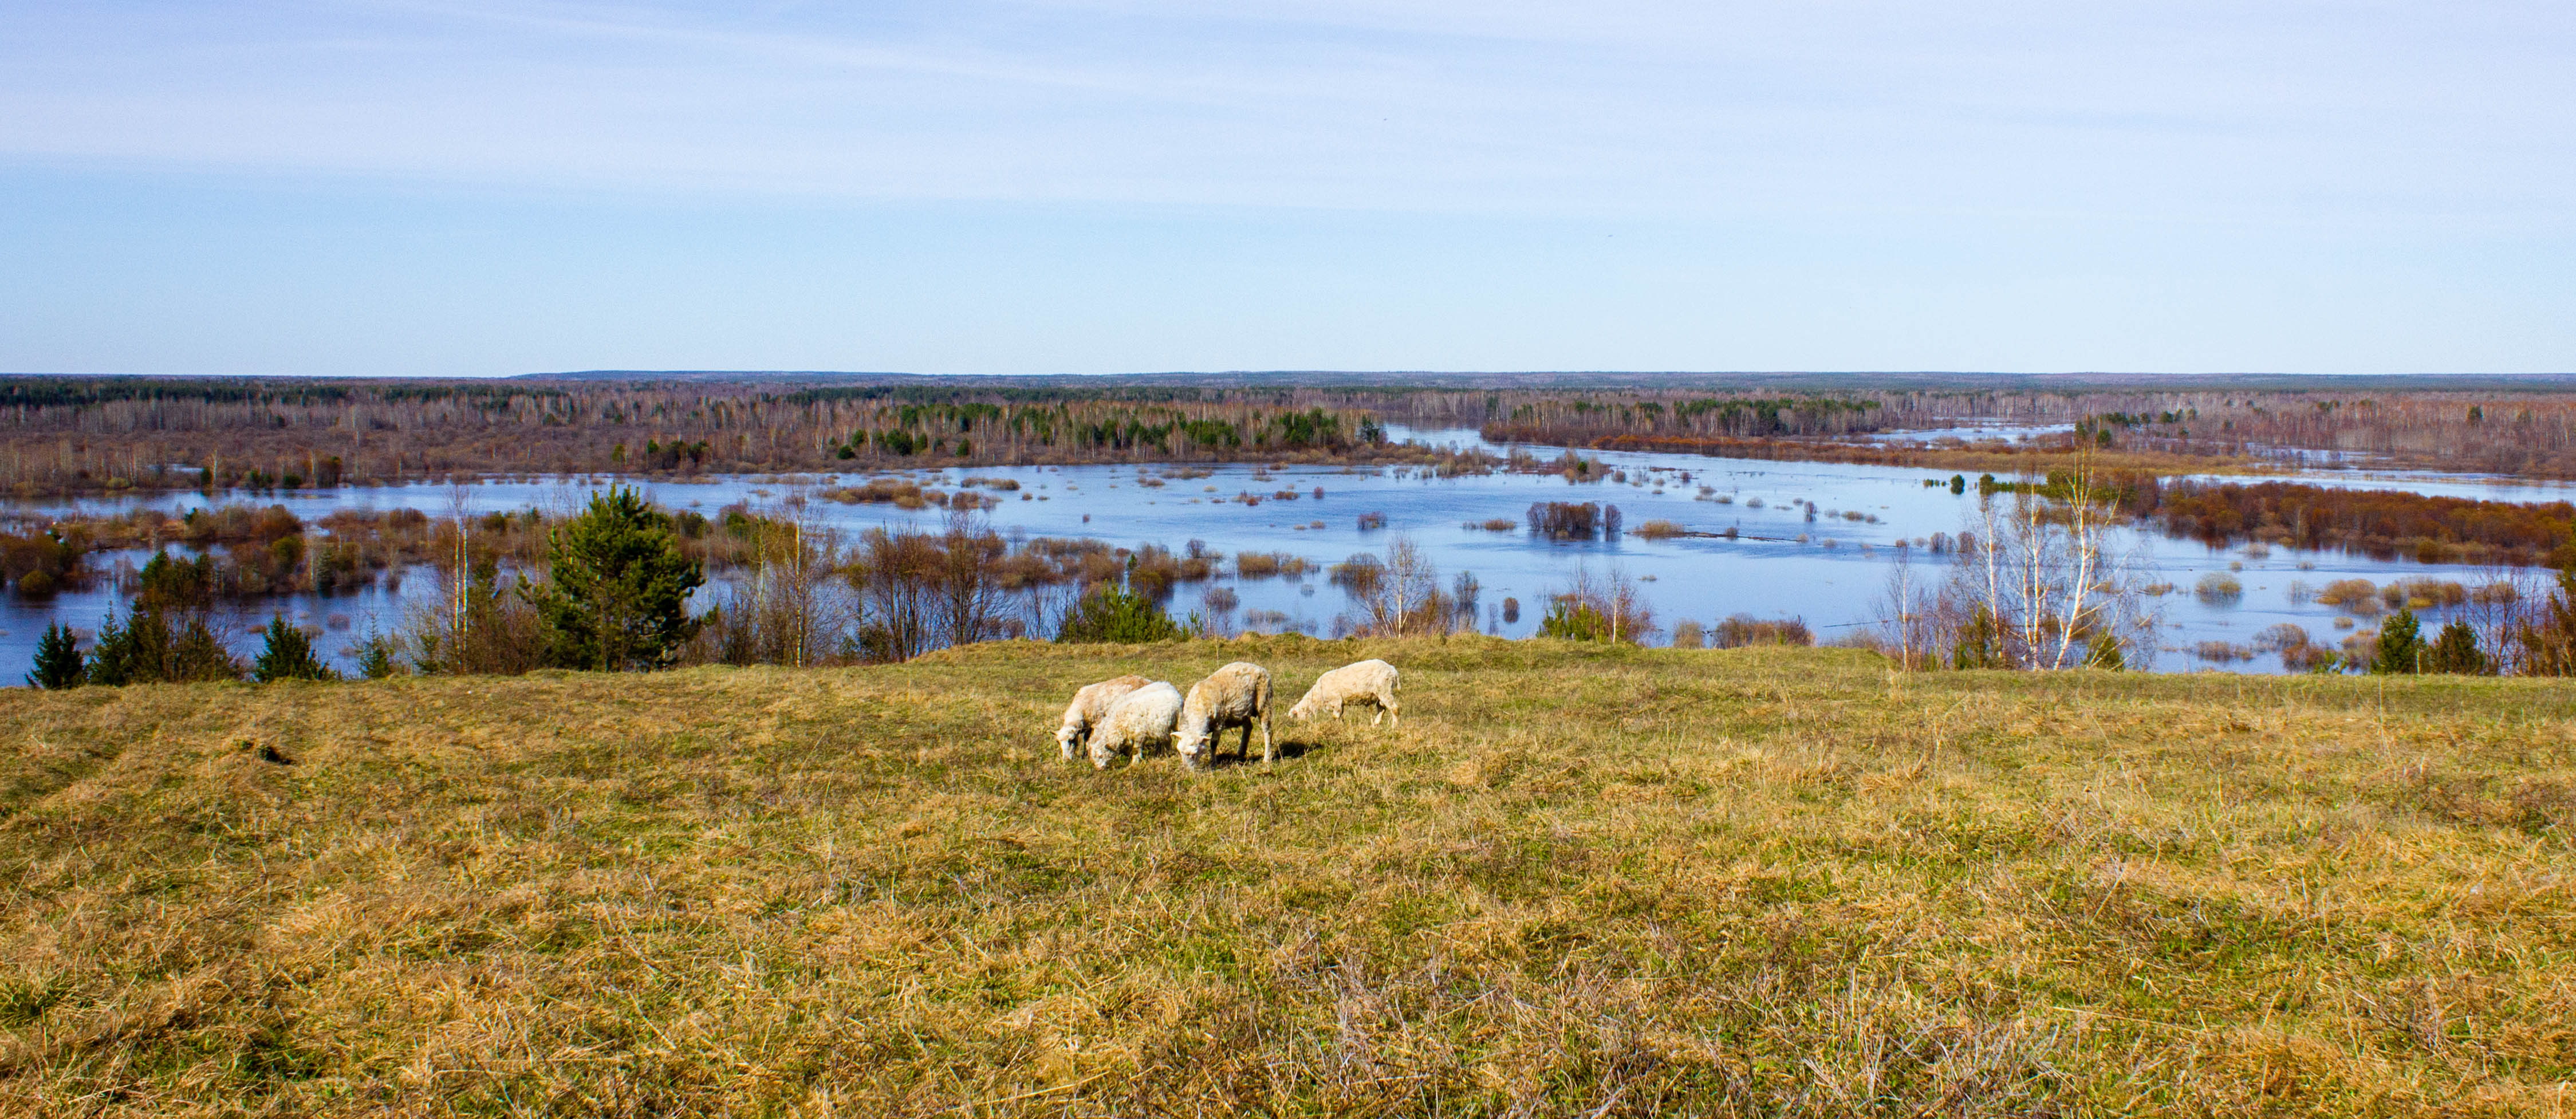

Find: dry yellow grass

[2,637,2573,1116]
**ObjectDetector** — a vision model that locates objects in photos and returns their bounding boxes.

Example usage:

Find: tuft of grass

[2,637,2573,1115]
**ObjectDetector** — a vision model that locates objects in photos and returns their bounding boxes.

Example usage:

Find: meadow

[1,637,2571,1116]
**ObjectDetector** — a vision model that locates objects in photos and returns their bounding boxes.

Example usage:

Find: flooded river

[8,424,2570,677]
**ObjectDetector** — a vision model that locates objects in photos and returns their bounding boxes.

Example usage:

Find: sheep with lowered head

[1054,673,1151,760]
[1088,681,1184,770]
[1174,661,1274,769]
[1287,659,1400,726]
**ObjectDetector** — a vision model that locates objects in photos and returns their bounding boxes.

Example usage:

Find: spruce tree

[1055,578,1184,643]
[253,615,336,681]
[168,614,245,682]
[528,486,704,670]
[350,629,404,679]
[2082,632,2126,671]
[1536,597,1614,642]
[2372,608,2426,674]
[2425,619,2487,675]
[82,608,242,684]
[84,610,136,686]
[1952,607,2006,669]
[27,622,84,689]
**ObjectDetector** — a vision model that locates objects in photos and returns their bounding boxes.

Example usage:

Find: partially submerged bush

[1233,551,1312,580]
[2252,622,2311,653]
[1711,614,1813,649]
[2382,578,2468,609]
[2315,578,2380,612]
[1527,501,1622,539]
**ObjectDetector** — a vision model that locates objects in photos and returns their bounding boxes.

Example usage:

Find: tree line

[0,377,1486,496]
[17,374,2576,497]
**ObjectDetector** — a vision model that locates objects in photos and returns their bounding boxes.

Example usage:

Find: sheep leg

[1260,714,1274,765]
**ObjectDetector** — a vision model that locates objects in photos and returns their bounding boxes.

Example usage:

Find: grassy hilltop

[2,639,2573,1116]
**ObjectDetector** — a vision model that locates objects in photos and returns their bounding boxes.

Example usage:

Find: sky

[1,1,2570,377]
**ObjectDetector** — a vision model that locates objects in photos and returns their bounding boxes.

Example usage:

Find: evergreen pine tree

[253,615,336,681]
[168,614,245,682]
[1952,607,2006,669]
[527,486,704,670]
[2082,632,2125,671]
[84,610,136,686]
[1055,577,1184,643]
[27,622,84,689]
[1536,597,1614,642]
[82,608,241,684]
[350,629,404,679]
[2424,619,2487,675]
[2372,608,2426,674]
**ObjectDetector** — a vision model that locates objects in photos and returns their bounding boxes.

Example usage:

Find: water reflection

[3,424,2555,677]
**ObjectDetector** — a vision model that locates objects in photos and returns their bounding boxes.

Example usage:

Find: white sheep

[1287,659,1401,726]
[1054,673,1152,760]
[1088,681,1184,770]
[1174,661,1274,769]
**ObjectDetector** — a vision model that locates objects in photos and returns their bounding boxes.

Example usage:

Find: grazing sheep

[1174,661,1274,769]
[1054,673,1152,760]
[1287,659,1401,726]
[1088,681,1184,770]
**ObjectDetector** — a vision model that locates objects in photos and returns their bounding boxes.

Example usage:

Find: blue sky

[2,1,2570,376]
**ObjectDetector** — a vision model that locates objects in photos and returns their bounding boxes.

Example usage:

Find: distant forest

[7,372,2576,495]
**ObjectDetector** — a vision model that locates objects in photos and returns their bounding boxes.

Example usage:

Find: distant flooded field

[7,423,2569,677]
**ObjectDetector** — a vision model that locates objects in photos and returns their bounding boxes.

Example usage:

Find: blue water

[1,424,2548,678]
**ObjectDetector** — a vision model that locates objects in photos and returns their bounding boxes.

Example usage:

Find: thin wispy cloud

[1,2,2569,376]
[5,1,2566,223]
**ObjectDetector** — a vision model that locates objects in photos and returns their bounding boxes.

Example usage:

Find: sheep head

[1171,721,1213,767]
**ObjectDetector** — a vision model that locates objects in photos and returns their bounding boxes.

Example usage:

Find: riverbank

[1563,429,2281,478]
[7,445,2573,680]
[3,636,2570,1114]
